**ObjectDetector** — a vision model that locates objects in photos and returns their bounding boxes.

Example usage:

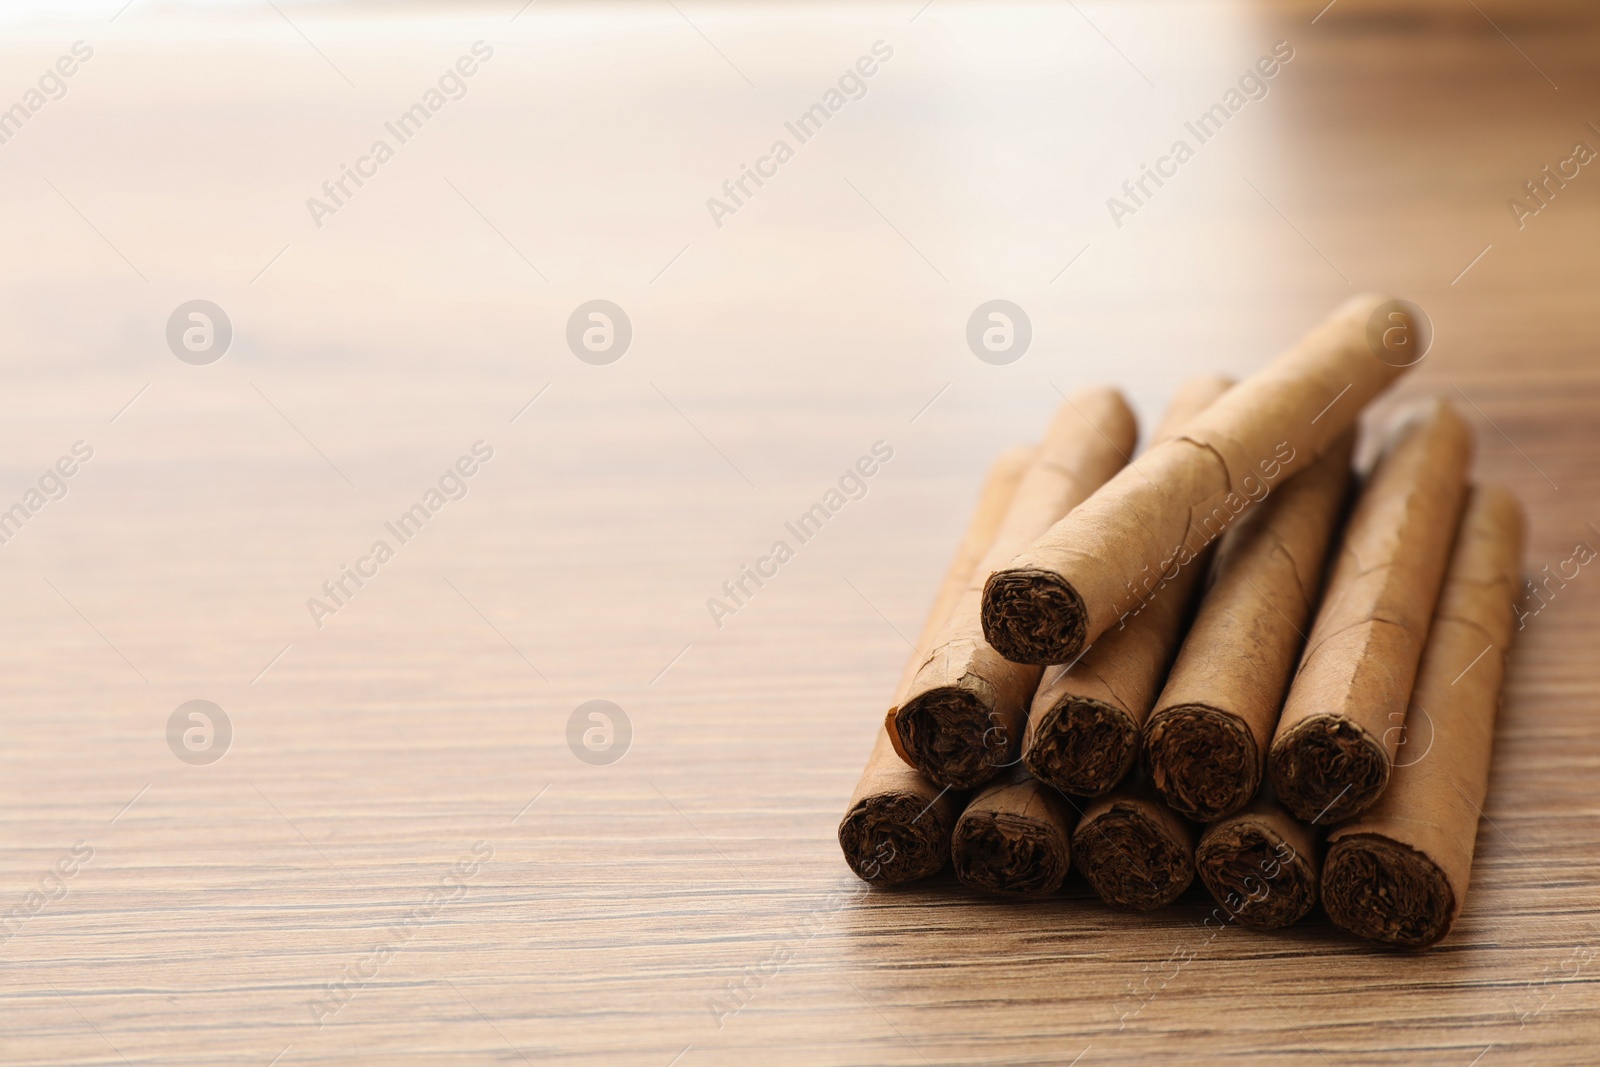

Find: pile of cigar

[838,294,1524,949]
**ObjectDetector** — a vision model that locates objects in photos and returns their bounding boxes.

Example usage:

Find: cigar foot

[1073,800,1195,909]
[1196,820,1317,930]
[1322,833,1456,947]
[838,792,957,886]
[896,687,1008,790]
[952,811,1071,896]
[1024,696,1138,797]
[981,568,1086,666]
[1269,714,1390,824]
[1146,704,1258,822]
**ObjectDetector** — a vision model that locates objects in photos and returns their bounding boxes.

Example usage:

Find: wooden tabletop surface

[1,1,1597,1064]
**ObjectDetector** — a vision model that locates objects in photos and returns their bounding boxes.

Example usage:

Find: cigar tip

[1354,294,1433,371]
[952,808,1071,897]
[1024,695,1139,798]
[1195,818,1319,930]
[1323,832,1455,947]
[838,792,954,886]
[1171,374,1239,413]
[1269,714,1391,824]
[896,687,1010,790]
[1146,704,1260,822]
[1388,394,1472,441]
[1470,483,1528,550]
[1073,799,1195,910]
[980,568,1086,666]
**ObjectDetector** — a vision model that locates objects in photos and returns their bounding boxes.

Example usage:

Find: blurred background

[1,2,1596,1064]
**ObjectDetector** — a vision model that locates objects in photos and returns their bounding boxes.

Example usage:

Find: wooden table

[1,1,1596,1063]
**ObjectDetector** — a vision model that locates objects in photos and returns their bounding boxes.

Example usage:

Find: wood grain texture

[1,2,1598,1065]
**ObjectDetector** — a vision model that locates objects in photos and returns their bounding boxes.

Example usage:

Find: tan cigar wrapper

[1146,434,1354,821]
[893,387,1137,789]
[1022,376,1234,797]
[984,293,1415,666]
[1269,399,1473,824]
[951,767,1074,896]
[840,445,1033,885]
[1324,485,1525,947]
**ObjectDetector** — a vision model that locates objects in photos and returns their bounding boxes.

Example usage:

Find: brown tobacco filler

[1145,433,1354,821]
[839,446,1034,885]
[1269,399,1473,825]
[983,293,1416,667]
[894,388,1137,790]
[951,768,1073,896]
[1195,793,1321,930]
[1324,486,1524,947]
[1022,376,1233,797]
[1073,783,1196,910]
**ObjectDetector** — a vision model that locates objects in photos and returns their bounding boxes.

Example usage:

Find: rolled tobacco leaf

[951,767,1073,896]
[1022,376,1233,797]
[1145,433,1354,821]
[839,445,1033,885]
[1269,399,1472,824]
[1323,485,1524,947]
[895,388,1136,790]
[1073,780,1196,910]
[1195,790,1321,930]
[983,293,1416,666]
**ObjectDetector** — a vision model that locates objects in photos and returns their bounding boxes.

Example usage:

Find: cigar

[893,388,1137,789]
[839,445,1034,885]
[1145,434,1354,821]
[884,444,1034,762]
[983,294,1415,666]
[950,768,1073,896]
[1022,376,1233,797]
[1322,485,1524,947]
[1195,792,1321,930]
[1269,399,1473,824]
[1072,780,1196,910]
